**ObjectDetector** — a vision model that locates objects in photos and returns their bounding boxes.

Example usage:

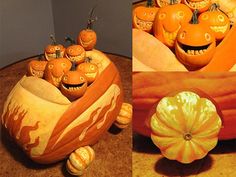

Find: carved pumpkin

[1,49,124,164]
[175,10,216,70]
[183,0,212,13]
[65,37,86,64]
[114,103,133,129]
[77,58,99,84]
[44,51,72,87]
[199,3,230,41]
[133,0,159,33]
[150,91,222,163]
[153,0,192,48]
[156,0,181,7]
[27,55,48,78]
[44,35,65,61]
[66,146,95,176]
[60,63,88,100]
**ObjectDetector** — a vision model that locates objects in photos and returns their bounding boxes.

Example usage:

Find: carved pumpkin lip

[163,26,181,46]
[134,15,153,31]
[62,82,86,90]
[158,0,181,7]
[51,75,63,87]
[65,54,85,62]
[30,69,44,77]
[79,38,94,47]
[210,24,228,33]
[177,41,212,55]
[185,0,210,9]
[85,72,97,78]
[46,52,64,59]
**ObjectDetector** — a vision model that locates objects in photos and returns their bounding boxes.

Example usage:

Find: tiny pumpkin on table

[27,54,48,78]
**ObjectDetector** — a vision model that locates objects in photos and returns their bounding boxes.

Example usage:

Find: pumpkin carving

[199,3,230,41]
[150,91,222,163]
[156,0,182,7]
[133,0,159,33]
[44,35,65,61]
[65,37,86,64]
[183,0,212,13]
[1,49,124,164]
[175,10,216,70]
[153,0,192,48]
[60,63,88,101]
[44,50,72,87]
[27,55,48,78]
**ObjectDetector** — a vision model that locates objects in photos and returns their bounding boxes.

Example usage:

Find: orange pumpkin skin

[156,0,182,7]
[1,50,124,164]
[77,62,99,84]
[183,0,211,13]
[44,57,72,87]
[27,60,48,78]
[77,29,97,51]
[45,44,65,61]
[133,72,236,140]
[65,45,86,64]
[153,3,192,48]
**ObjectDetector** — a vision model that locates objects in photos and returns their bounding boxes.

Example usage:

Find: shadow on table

[210,139,236,154]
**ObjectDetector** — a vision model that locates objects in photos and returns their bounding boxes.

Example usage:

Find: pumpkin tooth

[194,50,199,55]
[199,50,204,54]
[191,50,194,55]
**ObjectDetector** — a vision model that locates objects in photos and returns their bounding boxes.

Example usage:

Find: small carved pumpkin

[27,55,48,78]
[133,0,159,33]
[66,146,95,176]
[65,37,86,64]
[156,0,181,7]
[175,10,216,70]
[44,50,72,87]
[150,91,222,164]
[44,35,65,61]
[183,0,212,13]
[199,3,230,41]
[77,58,99,84]
[153,0,192,48]
[114,103,133,129]
[60,63,87,100]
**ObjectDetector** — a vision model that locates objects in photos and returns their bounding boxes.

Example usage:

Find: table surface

[0,53,132,177]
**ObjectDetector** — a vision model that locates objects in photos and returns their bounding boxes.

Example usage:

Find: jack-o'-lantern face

[60,70,87,100]
[199,4,230,40]
[44,57,72,87]
[153,3,192,48]
[77,29,97,51]
[184,0,211,13]
[175,22,216,70]
[27,60,48,78]
[133,5,159,33]
[77,62,99,84]
[156,0,182,7]
[65,45,86,64]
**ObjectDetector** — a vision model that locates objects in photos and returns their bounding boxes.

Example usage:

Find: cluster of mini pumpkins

[133,0,235,70]
[27,29,97,101]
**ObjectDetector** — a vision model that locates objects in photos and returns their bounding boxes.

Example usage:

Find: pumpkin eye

[63,76,68,81]
[49,48,54,52]
[61,63,66,67]
[90,65,95,70]
[144,12,147,16]
[159,13,166,20]
[179,31,186,39]
[55,46,60,50]
[218,15,225,22]
[69,49,73,53]
[201,14,209,20]
[150,12,154,16]
[177,11,184,19]
[80,77,85,81]
[48,64,53,69]
[205,33,211,41]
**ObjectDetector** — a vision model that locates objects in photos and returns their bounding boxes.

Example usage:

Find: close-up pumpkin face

[77,29,97,51]
[44,55,72,87]
[183,0,211,13]
[77,61,99,84]
[175,10,216,70]
[156,0,182,7]
[153,2,192,48]
[65,45,86,64]
[150,91,222,164]
[27,56,48,78]
[133,0,159,33]
[60,70,88,100]
[199,3,230,41]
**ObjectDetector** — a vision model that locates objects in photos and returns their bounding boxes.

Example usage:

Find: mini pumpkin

[27,55,48,78]
[153,0,192,48]
[66,146,95,176]
[175,10,216,70]
[150,91,222,164]
[44,35,65,61]
[65,37,86,64]
[77,7,97,50]
[77,58,99,84]
[199,3,230,41]
[156,0,182,7]
[44,50,72,87]
[183,0,212,13]
[133,0,159,33]
[114,103,133,129]
[60,62,88,100]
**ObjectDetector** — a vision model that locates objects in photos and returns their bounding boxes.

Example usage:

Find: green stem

[56,50,61,58]
[65,36,76,45]
[85,57,92,63]
[147,0,153,7]
[50,34,57,45]
[209,3,219,11]
[87,6,98,29]
[71,62,77,71]
[170,0,176,5]
[191,9,199,24]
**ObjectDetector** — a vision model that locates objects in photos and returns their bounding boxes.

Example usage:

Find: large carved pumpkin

[1,50,124,164]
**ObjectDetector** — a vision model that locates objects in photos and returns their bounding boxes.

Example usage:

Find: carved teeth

[185,48,208,55]
[210,24,228,33]
[136,16,153,31]
[163,26,180,46]
[32,70,44,77]
[187,0,209,9]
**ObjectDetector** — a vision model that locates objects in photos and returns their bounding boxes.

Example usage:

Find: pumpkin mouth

[134,15,153,31]
[163,27,180,46]
[178,42,211,55]
[62,82,86,90]
[210,24,228,33]
[80,38,94,47]
[31,69,44,77]
[186,0,209,9]
[158,0,169,7]
[66,54,85,62]
[52,75,63,86]
[85,72,97,78]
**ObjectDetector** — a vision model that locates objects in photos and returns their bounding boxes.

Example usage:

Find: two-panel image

[0,0,235,176]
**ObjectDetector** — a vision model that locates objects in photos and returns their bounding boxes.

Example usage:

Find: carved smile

[210,24,228,33]
[31,69,44,77]
[177,42,211,55]
[47,52,64,59]
[186,0,210,9]
[66,54,84,62]
[85,72,97,78]
[163,26,181,46]
[62,82,86,91]
[135,15,153,31]
[80,38,93,47]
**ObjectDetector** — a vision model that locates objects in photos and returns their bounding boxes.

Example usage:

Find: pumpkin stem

[38,54,44,61]
[71,62,77,71]
[184,133,192,141]
[170,0,177,5]
[55,50,61,58]
[191,9,199,24]
[87,6,98,29]
[50,34,57,45]
[147,0,153,7]
[85,57,92,63]
[209,3,219,11]
[65,36,76,45]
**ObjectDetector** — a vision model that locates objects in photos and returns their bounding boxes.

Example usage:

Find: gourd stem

[85,57,92,63]
[65,36,76,45]
[38,54,44,61]
[209,3,219,11]
[56,50,60,58]
[147,0,153,7]
[71,62,77,71]
[50,34,57,45]
[87,6,98,29]
[191,9,199,24]
[184,133,192,141]
[170,0,176,5]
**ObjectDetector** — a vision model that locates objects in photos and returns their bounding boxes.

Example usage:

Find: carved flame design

[2,103,40,154]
